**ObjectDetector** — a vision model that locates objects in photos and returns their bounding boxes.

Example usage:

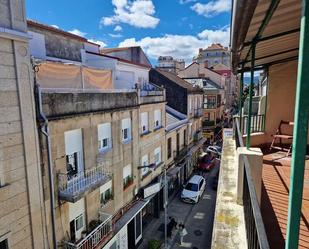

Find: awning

[114,200,149,233]
[167,166,181,177]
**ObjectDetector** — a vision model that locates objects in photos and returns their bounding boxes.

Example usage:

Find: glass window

[122,118,131,142]
[154,110,161,128]
[185,183,198,191]
[123,164,133,188]
[154,147,161,165]
[100,188,112,205]
[140,112,149,133]
[98,123,112,151]
[141,154,149,177]
[167,138,172,159]
[75,214,84,231]
[66,152,79,178]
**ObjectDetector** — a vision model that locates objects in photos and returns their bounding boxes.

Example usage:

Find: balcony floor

[261,150,309,249]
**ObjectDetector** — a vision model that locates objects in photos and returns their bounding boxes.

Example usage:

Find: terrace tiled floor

[261,150,309,249]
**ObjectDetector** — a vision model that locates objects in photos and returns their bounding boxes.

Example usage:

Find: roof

[100,46,140,54]
[184,77,222,90]
[211,63,230,71]
[86,51,151,69]
[204,43,227,51]
[165,106,188,132]
[152,69,203,93]
[231,0,301,71]
[27,19,99,46]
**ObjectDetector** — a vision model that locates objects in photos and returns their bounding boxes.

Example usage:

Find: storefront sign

[143,182,161,199]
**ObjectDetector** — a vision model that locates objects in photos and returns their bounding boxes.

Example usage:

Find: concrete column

[236,147,263,206]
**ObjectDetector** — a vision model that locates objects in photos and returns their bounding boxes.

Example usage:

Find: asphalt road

[169,166,219,249]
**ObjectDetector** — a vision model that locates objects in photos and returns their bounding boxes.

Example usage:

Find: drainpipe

[286,1,309,248]
[246,42,256,148]
[33,65,57,249]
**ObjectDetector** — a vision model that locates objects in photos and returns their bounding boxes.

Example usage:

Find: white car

[206,145,222,156]
[181,175,206,204]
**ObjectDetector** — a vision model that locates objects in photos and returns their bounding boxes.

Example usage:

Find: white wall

[28,31,46,59]
[116,61,149,89]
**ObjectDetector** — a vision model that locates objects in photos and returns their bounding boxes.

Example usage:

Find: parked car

[198,153,216,172]
[206,145,222,156]
[181,175,206,204]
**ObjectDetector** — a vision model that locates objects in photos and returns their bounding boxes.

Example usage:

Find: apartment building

[193,43,230,68]
[155,56,185,74]
[184,78,224,142]
[26,20,167,249]
[0,2,47,249]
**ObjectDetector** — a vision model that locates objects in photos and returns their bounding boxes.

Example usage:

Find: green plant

[148,239,161,249]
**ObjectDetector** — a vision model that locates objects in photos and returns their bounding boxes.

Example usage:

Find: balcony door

[65,129,84,179]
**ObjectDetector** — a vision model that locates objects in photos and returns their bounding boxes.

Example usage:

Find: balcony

[202,120,215,128]
[138,84,165,104]
[58,166,110,202]
[63,211,113,249]
[193,108,203,118]
[193,130,202,142]
[211,121,270,249]
[235,114,265,135]
[173,147,188,163]
[203,103,216,109]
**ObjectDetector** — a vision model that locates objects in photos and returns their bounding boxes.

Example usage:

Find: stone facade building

[155,56,185,74]
[0,1,47,249]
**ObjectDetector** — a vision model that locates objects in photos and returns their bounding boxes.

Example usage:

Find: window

[98,123,112,152]
[123,164,133,189]
[154,110,161,128]
[140,112,149,134]
[154,147,161,165]
[65,129,83,178]
[100,181,113,205]
[204,96,216,109]
[122,118,132,142]
[0,239,8,249]
[75,214,84,231]
[183,129,187,146]
[167,138,172,159]
[141,154,149,177]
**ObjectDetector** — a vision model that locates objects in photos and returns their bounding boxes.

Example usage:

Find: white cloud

[118,27,230,63]
[100,0,160,28]
[114,25,123,32]
[51,24,59,29]
[109,33,123,38]
[179,0,197,4]
[197,27,230,43]
[88,39,107,48]
[68,29,87,37]
[191,0,231,17]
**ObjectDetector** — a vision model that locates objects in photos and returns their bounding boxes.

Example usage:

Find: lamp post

[137,163,168,249]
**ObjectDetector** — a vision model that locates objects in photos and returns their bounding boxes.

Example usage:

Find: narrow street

[141,165,219,249]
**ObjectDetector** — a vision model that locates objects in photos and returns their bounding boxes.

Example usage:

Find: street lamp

[137,163,168,249]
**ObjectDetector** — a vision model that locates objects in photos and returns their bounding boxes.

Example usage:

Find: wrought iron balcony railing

[63,211,113,249]
[58,166,110,202]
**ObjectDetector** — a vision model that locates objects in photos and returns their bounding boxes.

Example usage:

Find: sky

[25,0,231,65]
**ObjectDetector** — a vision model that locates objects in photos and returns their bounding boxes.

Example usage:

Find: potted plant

[148,239,161,249]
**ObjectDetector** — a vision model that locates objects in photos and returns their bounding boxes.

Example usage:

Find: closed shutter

[123,164,132,179]
[140,112,148,132]
[154,109,161,128]
[98,123,112,149]
[65,129,84,172]
[122,118,131,140]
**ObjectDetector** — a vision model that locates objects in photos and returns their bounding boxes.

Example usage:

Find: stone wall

[0,1,46,248]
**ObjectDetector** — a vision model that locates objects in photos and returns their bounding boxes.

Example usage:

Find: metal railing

[58,166,110,202]
[234,118,270,249]
[203,103,217,109]
[239,114,265,135]
[194,108,203,118]
[193,130,202,142]
[63,212,113,249]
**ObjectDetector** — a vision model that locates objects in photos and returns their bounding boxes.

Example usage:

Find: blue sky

[25,0,231,65]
